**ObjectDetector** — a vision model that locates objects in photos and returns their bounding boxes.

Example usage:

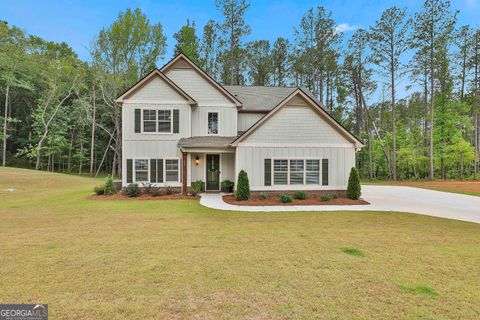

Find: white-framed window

[158,110,172,133]
[306,160,320,184]
[165,159,179,182]
[272,158,324,185]
[289,160,304,184]
[135,159,149,182]
[207,112,218,135]
[141,109,172,133]
[273,159,288,185]
[143,110,157,133]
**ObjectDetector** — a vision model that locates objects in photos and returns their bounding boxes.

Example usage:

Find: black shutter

[134,109,141,133]
[173,109,179,133]
[150,159,157,183]
[126,159,133,183]
[322,159,329,186]
[157,159,163,183]
[264,159,271,186]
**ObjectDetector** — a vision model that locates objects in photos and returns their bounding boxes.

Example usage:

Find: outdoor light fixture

[195,156,199,165]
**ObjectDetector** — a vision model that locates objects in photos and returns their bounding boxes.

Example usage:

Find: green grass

[400,285,439,297]
[1,167,480,319]
[341,247,365,257]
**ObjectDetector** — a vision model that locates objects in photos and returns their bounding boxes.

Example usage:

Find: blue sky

[1,0,480,99]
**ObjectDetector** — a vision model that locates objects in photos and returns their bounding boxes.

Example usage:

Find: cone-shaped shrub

[347,167,361,200]
[235,170,251,200]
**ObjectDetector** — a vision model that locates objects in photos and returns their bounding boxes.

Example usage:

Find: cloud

[335,23,358,33]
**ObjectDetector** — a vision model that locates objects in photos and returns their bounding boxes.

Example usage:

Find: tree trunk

[391,62,397,181]
[429,39,435,180]
[2,85,9,167]
[67,130,74,172]
[89,79,96,176]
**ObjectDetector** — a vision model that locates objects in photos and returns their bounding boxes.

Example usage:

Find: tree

[215,0,251,85]
[0,23,33,166]
[92,8,167,176]
[347,167,361,199]
[245,40,271,85]
[235,169,250,200]
[369,7,410,180]
[271,37,290,86]
[174,20,200,64]
[200,20,220,77]
[410,0,458,179]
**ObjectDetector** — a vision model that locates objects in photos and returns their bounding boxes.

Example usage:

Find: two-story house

[116,53,363,194]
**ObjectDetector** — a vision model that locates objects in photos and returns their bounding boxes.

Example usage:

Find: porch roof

[178,136,237,149]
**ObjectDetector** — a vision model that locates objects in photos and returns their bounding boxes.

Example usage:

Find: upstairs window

[141,109,172,133]
[208,112,218,135]
[143,110,157,133]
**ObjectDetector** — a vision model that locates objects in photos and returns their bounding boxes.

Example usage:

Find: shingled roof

[178,136,237,149]
[223,85,324,112]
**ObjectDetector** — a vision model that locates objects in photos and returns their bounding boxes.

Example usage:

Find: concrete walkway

[199,185,480,224]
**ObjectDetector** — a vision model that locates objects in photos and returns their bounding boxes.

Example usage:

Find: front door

[206,154,220,191]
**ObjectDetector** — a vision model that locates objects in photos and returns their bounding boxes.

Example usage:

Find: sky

[1,0,480,100]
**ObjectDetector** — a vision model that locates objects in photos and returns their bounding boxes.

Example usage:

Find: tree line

[0,0,479,181]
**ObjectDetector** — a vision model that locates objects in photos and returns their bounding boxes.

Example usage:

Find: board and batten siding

[191,107,237,136]
[237,112,264,132]
[235,146,355,190]
[235,98,357,190]
[121,74,192,186]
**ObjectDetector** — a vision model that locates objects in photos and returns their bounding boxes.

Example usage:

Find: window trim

[134,158,149,183]
[271,157,325,186]
[206,111,219,135]
[140,107,174,134]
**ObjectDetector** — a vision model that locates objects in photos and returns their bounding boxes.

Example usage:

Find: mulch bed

[89,193,199,200]
[223,194,369,206]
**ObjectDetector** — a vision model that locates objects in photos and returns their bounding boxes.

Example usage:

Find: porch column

[182,152,188,195]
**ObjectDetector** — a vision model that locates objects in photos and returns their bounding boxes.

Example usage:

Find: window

[165,159,179,182]
[208,112,218,134]
[143,110,156,132]
[273,160,288,185]
[135,159,149,182]
[306,160,320,184]
[158,110,172,133]
[289,160,304,184]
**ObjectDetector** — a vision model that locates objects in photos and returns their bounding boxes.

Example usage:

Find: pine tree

[174,20,200,64]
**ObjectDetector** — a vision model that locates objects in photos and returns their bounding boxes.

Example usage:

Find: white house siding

[237,112,264,132]
[242,105,350,144]
[191,106,237,136]
[235,145,355,191]
[121,75,192,186]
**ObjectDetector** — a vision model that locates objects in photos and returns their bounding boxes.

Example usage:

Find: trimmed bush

[235,170,251,201]
[122,184,140,197]
[259,192,268,200]
[103,176,117,195]
[294,191,307,200]
[320,194,334,202]
[279,194,292,203]
[192,180,205,192]
[93,185,104,195]
[347,167,361,200]
[221,179,235,192]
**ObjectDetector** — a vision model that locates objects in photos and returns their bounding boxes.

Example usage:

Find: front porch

[179,136,237,194]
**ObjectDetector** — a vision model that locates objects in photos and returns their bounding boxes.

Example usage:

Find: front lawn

[364,179,480,197]
[1,167,479,319]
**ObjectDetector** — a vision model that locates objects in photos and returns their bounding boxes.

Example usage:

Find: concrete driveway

[200,185,480,224]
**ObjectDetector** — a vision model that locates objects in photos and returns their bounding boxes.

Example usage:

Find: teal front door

[206,154,220,191]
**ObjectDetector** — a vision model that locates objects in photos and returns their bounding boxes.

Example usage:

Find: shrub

[320,194,334,202]
[294,191,307,200]
[235,170,251,201]
[93,185,104,195]
[103,176,117,195]
[347,167,361,200]
[122,184,140,197]
[192,180,205,192]
[221,179,235,192]
[143,183,154,195]
[259,192,268,200]
[164,184,175,195]
[150,188,161,197]
[279,194,292,203]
